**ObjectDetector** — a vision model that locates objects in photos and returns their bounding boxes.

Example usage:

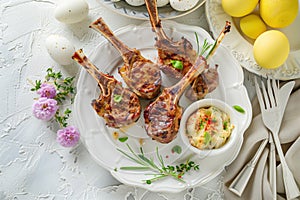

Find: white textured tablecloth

[0,0,254,199]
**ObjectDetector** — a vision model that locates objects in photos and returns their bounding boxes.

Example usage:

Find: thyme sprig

[117,144,199,184]
[30,67,76,128]
[55,108,72,128]
[31,68,76,104]
[31,80,42,91]
[46,68,76,104]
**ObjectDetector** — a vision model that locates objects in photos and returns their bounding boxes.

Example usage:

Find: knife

[278,81,295,116]
[269,80,295,199]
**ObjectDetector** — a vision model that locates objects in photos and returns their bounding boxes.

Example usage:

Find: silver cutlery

[229,78,295,197]
[269,79,296,200]
[269,132,276,200]
[255,77,299,200]
[228,138,268,196]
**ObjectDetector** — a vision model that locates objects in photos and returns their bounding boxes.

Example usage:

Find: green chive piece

[223,121,228,131]
[233,105,245,114]
[199,121,205,129]
[118,137,128,142]
[170,60,183,70]
[113,94,122,103]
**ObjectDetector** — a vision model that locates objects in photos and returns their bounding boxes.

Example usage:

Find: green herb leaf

[172,145,182,154]
[113,94,122,103]
[204,132,211,145]
[170,60,183,70]
[233,105,245,114]
[118,137,128,142]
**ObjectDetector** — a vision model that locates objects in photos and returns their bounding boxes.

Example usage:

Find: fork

[254,77,300,200]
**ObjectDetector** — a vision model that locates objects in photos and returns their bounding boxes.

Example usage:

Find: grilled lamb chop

[144,0,221,101]
[185,65,219,101]
[90,17,162,99]
[144,56,207,143]
[144,22,231,143]
[72,49,141,128]
[145,0,197,78]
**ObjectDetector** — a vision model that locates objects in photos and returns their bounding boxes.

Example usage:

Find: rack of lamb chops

[90,17,162,100]
[144,0,219,101]
[144,22,231,144]
[72,49,141,128]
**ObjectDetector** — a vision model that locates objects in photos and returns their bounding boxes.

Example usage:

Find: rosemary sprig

[194,33,214,59]
[201,39,214,58]
[195,21,231,60]
[194,32,200,55]
[117,144,199,184]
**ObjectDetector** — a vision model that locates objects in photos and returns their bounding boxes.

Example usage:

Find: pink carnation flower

[37,83,57,99]
[32,97,58,121]
[57,126,80,147]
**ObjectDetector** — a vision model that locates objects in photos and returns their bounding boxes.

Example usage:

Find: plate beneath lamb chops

[73,21,252,193]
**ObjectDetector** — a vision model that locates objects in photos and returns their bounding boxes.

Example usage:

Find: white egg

[157,0,169,7]
[170,0,199,11]
[125,0,145,6]
[46,35,75,66]
[54,0,89,24]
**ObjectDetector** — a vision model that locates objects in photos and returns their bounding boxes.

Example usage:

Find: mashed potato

[186,106,234,150]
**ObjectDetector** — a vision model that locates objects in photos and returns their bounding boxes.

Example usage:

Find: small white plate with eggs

[96,0,206,20]
[206,0,300,80]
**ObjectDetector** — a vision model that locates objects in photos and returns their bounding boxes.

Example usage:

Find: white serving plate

[206,0,300,80]
[96,0,206,20]
[73,21,252,192]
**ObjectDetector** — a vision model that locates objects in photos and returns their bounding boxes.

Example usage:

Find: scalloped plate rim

[205,0,300,80]
[96,0,206,20]
[73,21,252,193]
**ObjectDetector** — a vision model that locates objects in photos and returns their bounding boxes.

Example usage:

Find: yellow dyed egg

[253,30,290,69]
[240,14,267,39]
[222,0,259,17]
[260,0,299,28]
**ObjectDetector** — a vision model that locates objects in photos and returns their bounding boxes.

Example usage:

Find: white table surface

[0,0,256,199]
